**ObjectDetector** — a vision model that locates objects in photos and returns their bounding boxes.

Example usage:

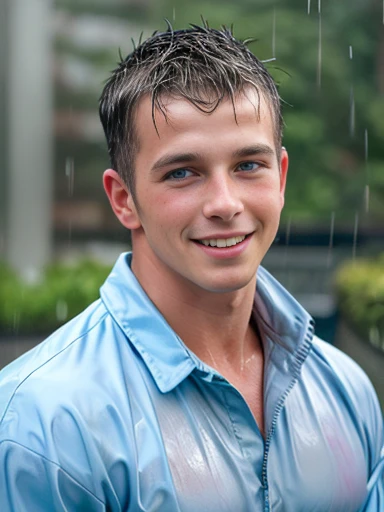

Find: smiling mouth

[195,234,249,248]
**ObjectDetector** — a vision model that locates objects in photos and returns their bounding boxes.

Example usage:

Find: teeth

[227,237,236,246]
[199,235,246,247]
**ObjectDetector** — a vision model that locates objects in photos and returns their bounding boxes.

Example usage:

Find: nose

[202,174,244,222]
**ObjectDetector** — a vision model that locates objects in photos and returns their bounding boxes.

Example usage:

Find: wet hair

[99,23,283,199]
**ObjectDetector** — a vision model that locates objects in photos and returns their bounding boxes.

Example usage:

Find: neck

[131,250,261,374]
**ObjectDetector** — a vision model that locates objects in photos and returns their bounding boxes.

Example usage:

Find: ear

[103,169,141,229]
[279,147,289,206]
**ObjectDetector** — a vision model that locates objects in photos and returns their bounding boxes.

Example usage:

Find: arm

[358,366,384,511]
[360,390,384,512]
[0,440,106,512]
[312,338,383,511]
[361,450,384,511]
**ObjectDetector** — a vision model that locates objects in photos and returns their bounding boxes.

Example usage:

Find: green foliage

[155,0,384,224]
[0,260,112,336]
[55,0,384,225]
[336,254,384,350]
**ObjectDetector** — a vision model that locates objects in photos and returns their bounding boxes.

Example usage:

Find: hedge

[335,254,384,352]
[2,254,383,344]
[0,260,112,336]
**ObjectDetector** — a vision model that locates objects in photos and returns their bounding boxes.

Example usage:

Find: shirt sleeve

[361,449,384,511]
[0,440,106,512]
[314,338,384,511]
[359,374,384,511]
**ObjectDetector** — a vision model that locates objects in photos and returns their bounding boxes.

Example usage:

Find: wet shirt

[0,252,383,512]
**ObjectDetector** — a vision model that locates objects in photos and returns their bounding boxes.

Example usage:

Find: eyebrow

[151,152,200,172]
[232,144,275,159]
[151,144,275,172]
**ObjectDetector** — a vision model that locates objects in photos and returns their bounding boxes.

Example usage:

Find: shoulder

[308,337,383,437]
[0,298,136,485]
[0,296,138,501]
[310,336,377,402]
[0,299,110,433]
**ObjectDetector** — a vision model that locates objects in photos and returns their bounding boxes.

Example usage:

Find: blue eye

[167,169,194,180]
[237,162,259,172]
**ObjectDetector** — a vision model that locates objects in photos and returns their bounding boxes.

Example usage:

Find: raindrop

[207,346,218,370]
[318,0,321,14]
[172,7,176,22]
[326,211,335,268]
[369,326,380,349]
[65,157,75,197]
[349,45,353,60]
[317,13,322,88]
[352,211,359,261]
[364,128,369,162]
[272,8,276,58]
[283,215,292,270]
[12,310,20,335]
[349,86,355,137]
[56,299,68,322]
[364,184,370,214]
[364,129,370,213]
[308,0,311,15]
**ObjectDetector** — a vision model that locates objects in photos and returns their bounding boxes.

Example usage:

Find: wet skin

[103,89,289,432]
[104,90,288,298]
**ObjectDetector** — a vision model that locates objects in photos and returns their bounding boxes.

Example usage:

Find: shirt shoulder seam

[0,310,109,426]
[0,438,106,505]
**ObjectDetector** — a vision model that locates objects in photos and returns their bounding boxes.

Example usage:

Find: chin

[197,273,257,294]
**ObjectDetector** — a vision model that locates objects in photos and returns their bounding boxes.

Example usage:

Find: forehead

[134,88,276,159]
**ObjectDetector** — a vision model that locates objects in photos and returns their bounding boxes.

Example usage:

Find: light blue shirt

[0,252,382,511]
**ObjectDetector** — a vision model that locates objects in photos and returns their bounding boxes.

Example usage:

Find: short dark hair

[99,24,283,198]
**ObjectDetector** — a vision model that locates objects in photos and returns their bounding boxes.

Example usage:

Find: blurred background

[0,0,383,404]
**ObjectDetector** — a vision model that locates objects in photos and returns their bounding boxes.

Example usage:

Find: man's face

[127,89,288,294]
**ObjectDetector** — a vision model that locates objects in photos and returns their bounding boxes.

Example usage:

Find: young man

[0,26,382,511]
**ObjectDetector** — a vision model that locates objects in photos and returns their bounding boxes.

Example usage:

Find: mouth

[194,234,251,248]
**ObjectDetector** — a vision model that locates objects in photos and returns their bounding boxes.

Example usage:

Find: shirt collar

[100,253,196,393]
[255,267,314,432]
[100,252,314,394]
[255,266,314,357]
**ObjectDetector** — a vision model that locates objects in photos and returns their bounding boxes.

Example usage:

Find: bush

[0,260,112,336]
[335,254,384,351]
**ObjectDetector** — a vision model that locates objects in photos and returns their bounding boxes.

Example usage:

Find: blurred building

[1,0,383,278]
[0,0,153,276]
[1,0,53,279]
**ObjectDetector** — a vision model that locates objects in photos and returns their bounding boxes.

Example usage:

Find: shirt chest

[118,371,367,512]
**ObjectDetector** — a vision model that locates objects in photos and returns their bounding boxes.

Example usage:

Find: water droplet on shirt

[56,299,68,322]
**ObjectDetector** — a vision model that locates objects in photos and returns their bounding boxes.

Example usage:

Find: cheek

[157,193,197,225]
[248,186,283,216]
[141,201,189,243]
